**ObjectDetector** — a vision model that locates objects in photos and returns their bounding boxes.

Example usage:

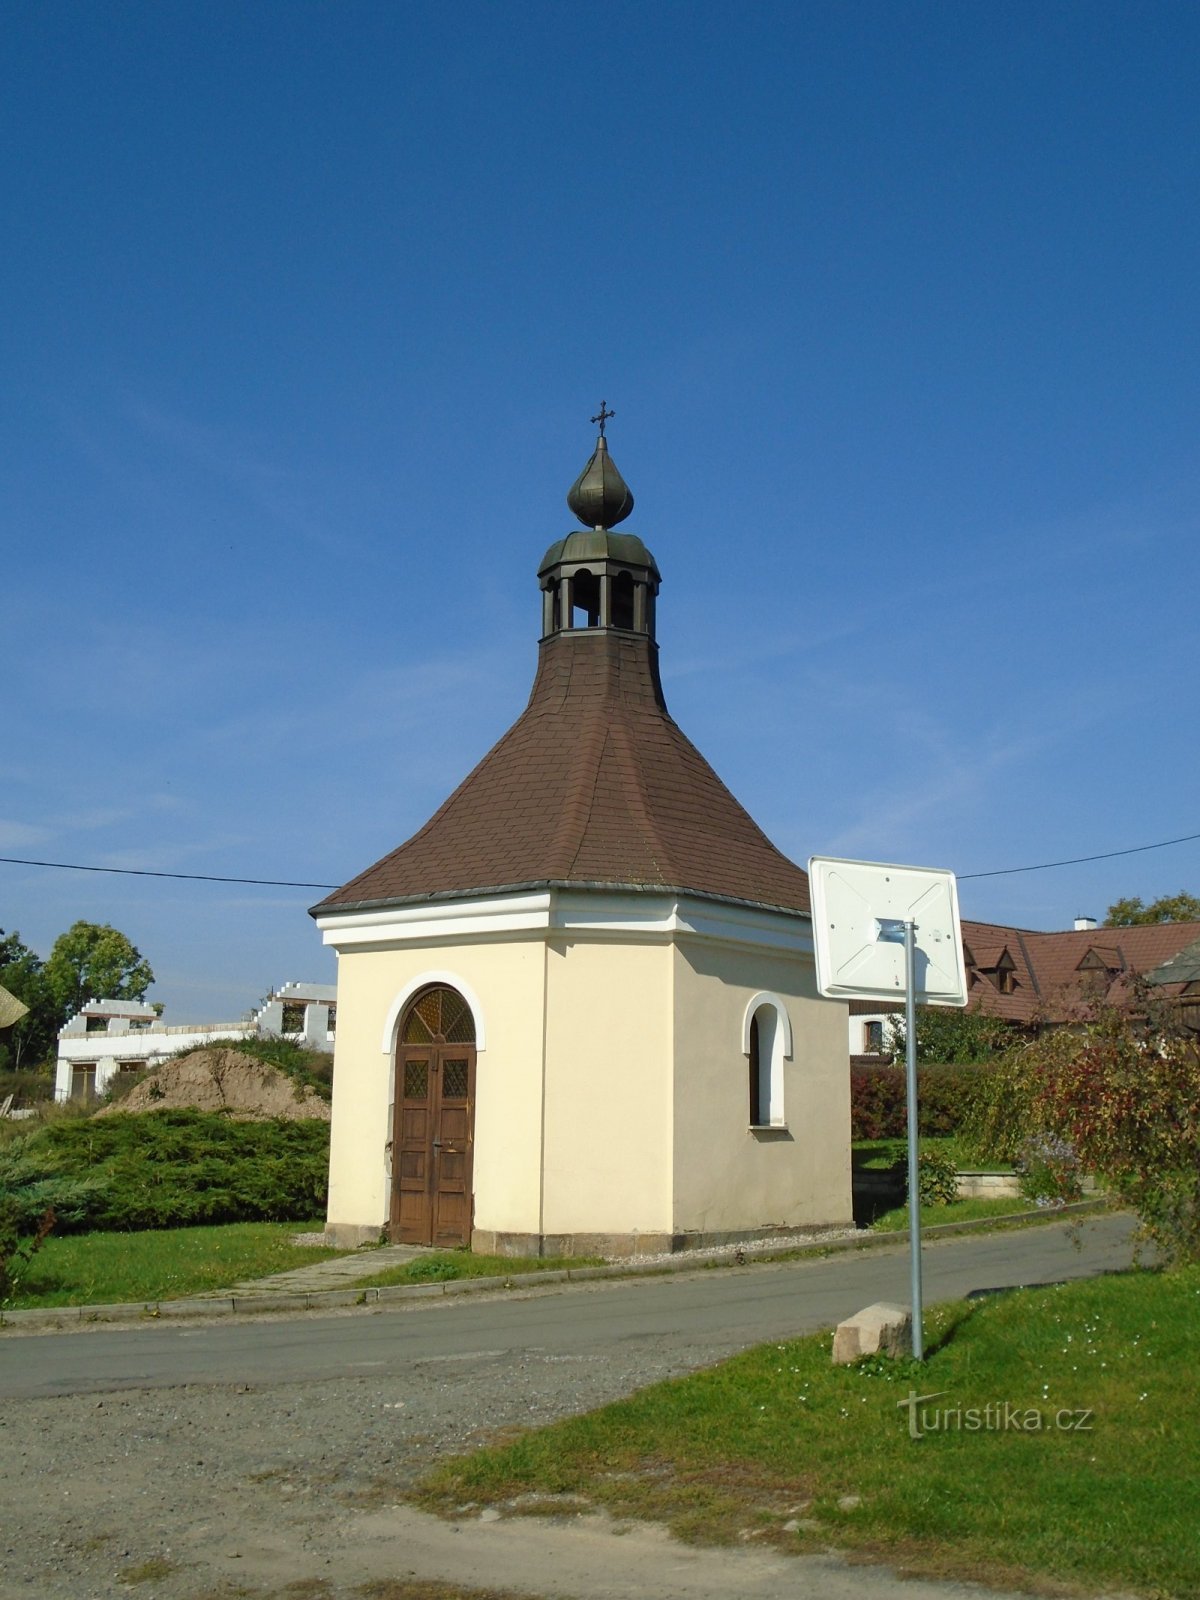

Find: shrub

[851,1063,990,1141]
[1015,1131,1083,1207]
[1038,1026,1200,1261]
[850,1064,906,1139]
[0,1202,55,1303]
[0,1132,104,1299]
[886,1006,1020,1064]
[917,1147,960,1206]
[15,1111,330,1233]
[919,1064,991,1135]
[0,1136,103,1230]
[962,1010,1200,1263]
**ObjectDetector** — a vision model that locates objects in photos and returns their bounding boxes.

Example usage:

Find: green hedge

[9,1111,330,1233]
[851,1063,990,1140]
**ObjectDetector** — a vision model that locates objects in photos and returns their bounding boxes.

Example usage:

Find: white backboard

[808,856,968,1006]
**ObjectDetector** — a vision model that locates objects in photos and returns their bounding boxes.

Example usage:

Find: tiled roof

[962,940,1012,970]
[314,629,812,918]
[961,919,1200,1024]
[1146,935,1200,989]
[1075,944,1124,970]
[847,919,1200,1025]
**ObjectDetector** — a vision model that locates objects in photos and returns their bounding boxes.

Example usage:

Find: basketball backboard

[808,856,968,1006]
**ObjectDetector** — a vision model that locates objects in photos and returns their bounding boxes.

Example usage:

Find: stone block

[832,1301,912,1365]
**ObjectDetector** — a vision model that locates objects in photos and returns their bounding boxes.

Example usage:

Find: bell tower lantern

[537,403,661,640]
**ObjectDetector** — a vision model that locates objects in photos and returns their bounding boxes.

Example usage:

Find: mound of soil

[97,1047,332,1121]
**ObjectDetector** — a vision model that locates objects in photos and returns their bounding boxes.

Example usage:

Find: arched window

[400,984,476,1044]
[745,994,790,1128]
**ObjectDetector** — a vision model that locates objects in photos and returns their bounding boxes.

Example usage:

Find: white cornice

[316,893,554,949]
[316,888,813,957]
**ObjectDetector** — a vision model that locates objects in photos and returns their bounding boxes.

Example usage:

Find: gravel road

[1,1221,1136,1600]
[2,1292,764,1600]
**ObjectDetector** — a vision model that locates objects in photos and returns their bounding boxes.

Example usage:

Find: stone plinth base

[471,1220,854,1260]
[325,1222,385,1248]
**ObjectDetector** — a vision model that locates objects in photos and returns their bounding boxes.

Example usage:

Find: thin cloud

[0,820,52,849]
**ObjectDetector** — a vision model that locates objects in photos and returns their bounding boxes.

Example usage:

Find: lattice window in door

[442,1058,469,1098]
[401,986,476,1044]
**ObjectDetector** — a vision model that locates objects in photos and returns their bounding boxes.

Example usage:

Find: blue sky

[4,1,1198,1020]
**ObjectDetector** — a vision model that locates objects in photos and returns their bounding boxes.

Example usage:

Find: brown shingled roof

[957,919,1200,1024]
[314,629,812,918]
[845,919,1200,1026]
[1019,922,1200,1018]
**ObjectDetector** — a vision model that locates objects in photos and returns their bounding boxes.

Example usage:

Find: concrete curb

[0,1200,1110,1335]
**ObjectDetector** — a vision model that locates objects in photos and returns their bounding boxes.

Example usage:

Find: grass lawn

[854,1137,1028,1229]
[852,1136,1013,1172]
[3,1220,345,1309]
[354,1251,604,1288]
[415,1266,1200,1598]
[872,1195,1053,1231]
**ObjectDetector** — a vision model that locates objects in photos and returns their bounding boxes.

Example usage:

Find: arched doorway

[390,985,477,1246]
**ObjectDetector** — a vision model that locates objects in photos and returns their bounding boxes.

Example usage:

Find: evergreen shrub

[18,1111,330,1233]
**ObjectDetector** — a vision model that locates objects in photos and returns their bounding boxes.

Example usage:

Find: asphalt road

[0,1212,1138,1400]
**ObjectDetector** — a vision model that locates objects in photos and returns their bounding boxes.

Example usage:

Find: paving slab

[190,1239,425,1298]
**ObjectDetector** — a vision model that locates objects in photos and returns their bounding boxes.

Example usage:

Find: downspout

[538,931,550,1253]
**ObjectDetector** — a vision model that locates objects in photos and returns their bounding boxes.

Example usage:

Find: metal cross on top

[591,400,615,437]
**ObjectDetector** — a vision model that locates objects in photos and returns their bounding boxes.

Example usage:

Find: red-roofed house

[849,915,1200,1057]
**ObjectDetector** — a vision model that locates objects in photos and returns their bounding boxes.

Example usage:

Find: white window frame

[742,992,792,1129]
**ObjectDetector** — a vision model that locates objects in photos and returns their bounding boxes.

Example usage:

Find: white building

[55,982,337,1102]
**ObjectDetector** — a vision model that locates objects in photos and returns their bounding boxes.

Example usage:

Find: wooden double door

[389,987,477,1247]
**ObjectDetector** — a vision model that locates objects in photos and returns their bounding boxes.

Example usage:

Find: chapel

[312,416,851,1253]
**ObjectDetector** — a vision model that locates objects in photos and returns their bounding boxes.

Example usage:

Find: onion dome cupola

[538,403,661,639]
[312,407,813,922]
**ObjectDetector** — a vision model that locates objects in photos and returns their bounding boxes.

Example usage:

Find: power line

[2,825,1198,893]
[0,856,338,890]
[958,829,1200,880]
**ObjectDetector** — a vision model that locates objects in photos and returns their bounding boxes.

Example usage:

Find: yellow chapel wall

[538,936,674,1245]
[324,939,547,1244]
[670,940,852,1236]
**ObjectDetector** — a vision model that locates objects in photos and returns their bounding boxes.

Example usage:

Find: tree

[885,1004,1018,1064]
[1104,892,1200,926]
[1037,1022,1200,1262]
[963,1004,1200,1263]
[42,922,155,1023]
[0,931,57,1071]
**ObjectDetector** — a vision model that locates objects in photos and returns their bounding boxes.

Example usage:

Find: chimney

[1074,915,1098,932]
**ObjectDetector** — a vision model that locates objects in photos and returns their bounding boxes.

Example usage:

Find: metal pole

[904,918,924,1361]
